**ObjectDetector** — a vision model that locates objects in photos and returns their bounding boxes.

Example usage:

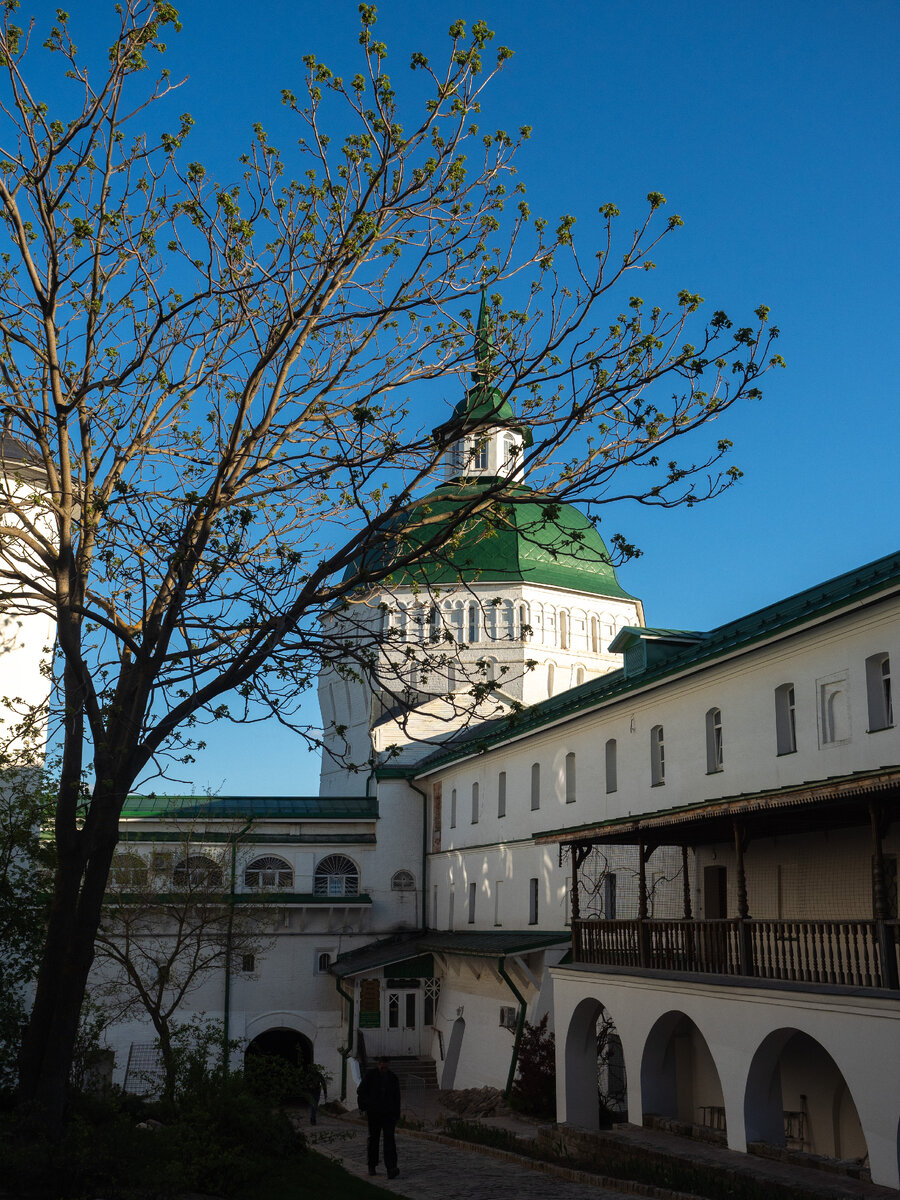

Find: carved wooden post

[681,845,693,919]
[638,839,650,967]
[870,800,899,989]
[733,817,753,976]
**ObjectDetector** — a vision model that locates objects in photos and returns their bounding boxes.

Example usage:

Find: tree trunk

[17,791,121,1134]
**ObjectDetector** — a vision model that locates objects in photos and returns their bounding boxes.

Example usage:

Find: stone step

[387,1056,439,1090]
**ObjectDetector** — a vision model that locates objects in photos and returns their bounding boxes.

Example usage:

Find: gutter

[223,817,253,1067]
[497,956,528,1098]
[335,976,355,1101]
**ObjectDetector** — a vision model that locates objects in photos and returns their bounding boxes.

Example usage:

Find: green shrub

[508,1014,556,1119]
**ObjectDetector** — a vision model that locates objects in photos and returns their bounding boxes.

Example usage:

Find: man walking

[357,1055,402,1178]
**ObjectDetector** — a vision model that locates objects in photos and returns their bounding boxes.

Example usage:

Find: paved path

[308,1116,639,1200]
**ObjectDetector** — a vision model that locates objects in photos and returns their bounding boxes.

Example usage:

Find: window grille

[313,854,359,897]
[245,855,293,889]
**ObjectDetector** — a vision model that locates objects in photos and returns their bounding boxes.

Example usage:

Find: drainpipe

[335,975,355,1100]
[223,818,253,1068]
[407,780,429,931]
[498,956,528,1098]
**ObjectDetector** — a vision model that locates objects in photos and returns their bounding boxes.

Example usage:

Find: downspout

[223,817,253,1068]
[498,956,528,1098]
[406,780,429,931]
[335,975,355,1101]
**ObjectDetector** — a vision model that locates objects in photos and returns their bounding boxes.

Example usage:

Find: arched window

[503,433,518,471]
[560,610,570,650]
[313,854,359,897]
[531,762,541,811]
[429,604,441,641]
[450,788,457,828]
[391,869,416,892]
[245,855,293,889]
[484,656,497,683]
[605,738,617,794]
[467,602,480,644]
[518,603,529,640]
[866,652,894,731]
[471,781,479,824]
[502,600,515,640]
[705,707,724,773]
[547,662,555,697]
[565,752,576,804]
[451,601,465,642]
[173,855,223,889]
[575,664,586,687]
[774,683,797,754]
[650,725,665,786]
[590,615,600,654]
[111,853,148,889]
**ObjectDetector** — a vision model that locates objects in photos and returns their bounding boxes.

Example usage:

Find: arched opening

[442,1016,465,1090]
[564,997,627,1129]
[641,1011,726,1134]
[245,1028,313,1100]
[744,1029,867,1165]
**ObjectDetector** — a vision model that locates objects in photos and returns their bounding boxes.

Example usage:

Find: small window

[531,762,541,811]
[519,604,529,640]
[705,708,723,773]
[494,879,503,926]
[313,854,359,897]
[473,438,488,470]
[590,615,600,654]
[448,885,455,929]
[245,855,293,890]
[429,605,441,641]
[471,781,479,824]
[528,877,539,925]
[450,788,457,828]
[315,951,333,973]
[547,662,555,697]
[575,665,585,687]
[391,870,416,892]
[468,881,476,924]
[467,603,480,644]
[565,752,576,804]
[502,600,515,640]
[498,771,507,818]
[560,610,570,650]
[650,724,665,786]
[242,954,256,973]
[111,853,148,889]
[866,653,893,732]
[603,874,617,920]
[775,683,797,755]
[605,738,617,794]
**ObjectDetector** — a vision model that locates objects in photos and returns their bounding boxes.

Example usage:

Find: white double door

[383,985,420,1056]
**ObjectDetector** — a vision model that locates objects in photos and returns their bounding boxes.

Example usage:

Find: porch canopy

[330,929,569,979]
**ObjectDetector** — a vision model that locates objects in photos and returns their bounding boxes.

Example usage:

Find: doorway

[384,985,420,1056]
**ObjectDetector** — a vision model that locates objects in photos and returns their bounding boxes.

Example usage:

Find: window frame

[775,682,797,755]
[650,724,665,786]
[705,707,724,774]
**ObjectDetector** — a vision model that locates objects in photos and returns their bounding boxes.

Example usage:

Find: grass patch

[231,1150,394,1200]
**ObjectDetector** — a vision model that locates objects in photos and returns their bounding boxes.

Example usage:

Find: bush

[508,1014,556,1119]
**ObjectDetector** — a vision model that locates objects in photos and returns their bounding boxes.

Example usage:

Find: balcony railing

[573,918,900,990]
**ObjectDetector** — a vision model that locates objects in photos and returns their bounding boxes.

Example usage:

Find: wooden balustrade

[572,917,900,990]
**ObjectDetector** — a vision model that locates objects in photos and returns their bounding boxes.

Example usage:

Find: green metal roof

[346,479,634,598]
[400,548,900,777]
[119,795,378,820]
[331,929,569,978]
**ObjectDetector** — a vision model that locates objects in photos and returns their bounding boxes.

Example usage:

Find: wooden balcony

[573,917,900,990]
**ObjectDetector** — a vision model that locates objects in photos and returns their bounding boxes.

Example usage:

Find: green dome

[348,480,634,599]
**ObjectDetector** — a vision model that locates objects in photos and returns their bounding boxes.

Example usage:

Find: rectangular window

[471,781,479,824]
[605,739,617,794]
[528,877,539,925]
[468,881,476,923]
[388,993,399,1028]
[602,874,617,920]
[775,683,797,755]
[650,724,665,786]
[432,884,438,928]
[450,788,457,828]
[866,653,894,731]
[242,954,255,973]
[448,885,455,930]
[494,880,503,926]
[498,771,507,818]
[531,762,541,811]
[565,752,576,803]
[705,707,724,773]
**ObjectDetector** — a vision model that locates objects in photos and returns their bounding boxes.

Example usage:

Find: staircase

[389,1056,439,1091]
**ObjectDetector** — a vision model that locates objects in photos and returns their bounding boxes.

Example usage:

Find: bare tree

[93,829,270,1101]
[0,2,781,1126]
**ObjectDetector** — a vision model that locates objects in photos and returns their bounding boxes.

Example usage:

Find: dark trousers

[366,1113,398,1171]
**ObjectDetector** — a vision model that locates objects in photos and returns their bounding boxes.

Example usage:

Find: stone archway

[744,1028,867,1164]
[245,1027,313,1070]
[563,997,627,1129]
[641,1010,726,1133]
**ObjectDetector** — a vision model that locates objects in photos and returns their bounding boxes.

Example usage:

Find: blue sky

[30,1,900,794]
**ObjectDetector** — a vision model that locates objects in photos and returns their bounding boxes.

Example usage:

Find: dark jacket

[357,1066,401,1121]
